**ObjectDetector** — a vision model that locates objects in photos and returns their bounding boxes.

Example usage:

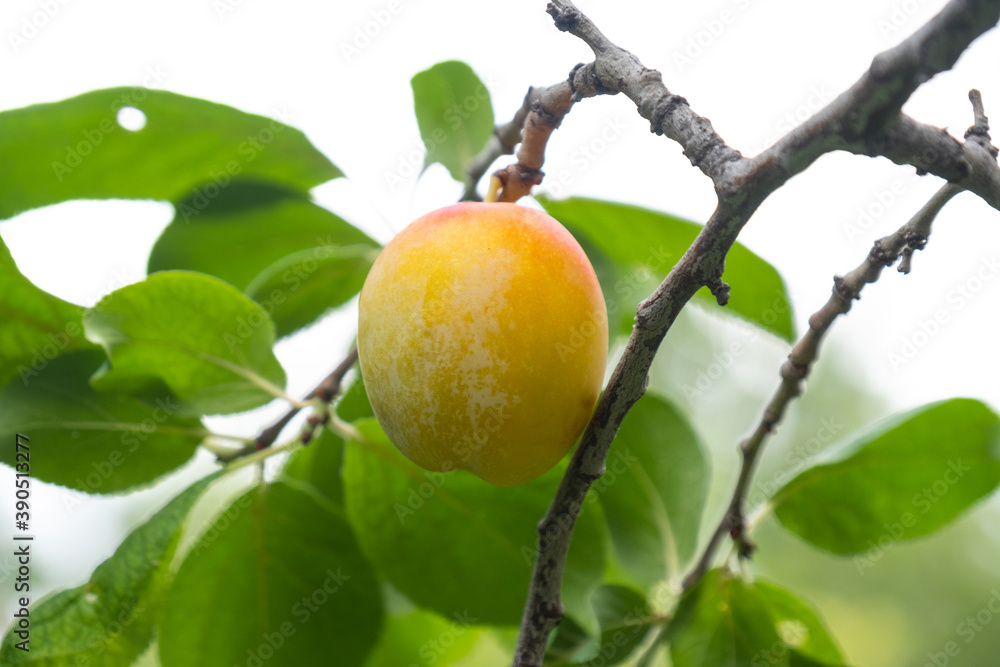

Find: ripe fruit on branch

[357,202,608,486]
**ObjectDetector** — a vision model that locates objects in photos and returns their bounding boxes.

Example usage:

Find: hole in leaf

[116,106,146,131]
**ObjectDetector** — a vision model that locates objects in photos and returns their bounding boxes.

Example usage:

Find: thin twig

[465,63,613,202]
[250,345,358,453]
[461,88,533,201]
[683,91,990,588]
[682,182,963,589]
[492,81,573,203]
[545,1,740,183]
[223,437,302,474]
[461,62,616,201]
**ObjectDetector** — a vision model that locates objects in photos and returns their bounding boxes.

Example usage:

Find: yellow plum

[357,202,607,486]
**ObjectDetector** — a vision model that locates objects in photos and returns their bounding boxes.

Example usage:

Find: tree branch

[492,80,574,202]
[511,1,999,663]
[546,0,740,183]
[682,181,962,591]
[461,88,533,201]
[462,62,612,202]
[682,88,993,590]
[218,345,358,461]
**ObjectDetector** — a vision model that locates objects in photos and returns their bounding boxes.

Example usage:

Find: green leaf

[670,570,777,667]
[545,586,656,667]
[789,654,845,667]
[772,398,1000,554]
[563,499,609,634]
[342,420,605,626]
[160,482,383,667]
[545,616,594,665]
[280,427,346,506]
[0,473,218,665]
[669,570,844,667]
[572,233,651,338]
[245,244,377,337]
[363,610,482,667]
[83,271,286,416]
[411,61,494,182]
[579,586,656,667]
[536,196,796,342]
[337,374,374,423]
[0,237,96,386]
[595,393,709,586]
[754,581,844,665]
[148,182,378,337]
[150,182,375,287]
[148,182,378,290]
[0,88,340,220]
[0,350,202,493]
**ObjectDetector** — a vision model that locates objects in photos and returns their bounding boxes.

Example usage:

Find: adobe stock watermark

[843,179,910,244]
[612,246,676,304]
[841,166,939,244]
[521,500,584,566]
[877,0,935,42]
[191,492,255,558]
[520,455,643,573]
[843,141,952,244]
[749,84,836,156]
[339,0,412,63]
[404,610,476,667]
[177,106,296,223]
[15,320,86,386]
[82,598,145,660]
[555,308,607,362]
[212,0,252,20]
[671,0,754,73]
[592,243,680,333]
[383,73,502,192]
[17,266,138,385]
[59,395,183,513]
[746,415,844,513]
[585,448,640,506]
[886,255,1000,370]
[536,115,629,198]
[50,66,169,182]
[221,235,364,352]
[576,602,655,666]
[680,289,791,399]
[749,619,810,667]
[81,267,139,308]
[392,406,508,523]
[853,459,971,574]
[236,567,351,667]
[921,588,1000,667]
[7,0,72,53]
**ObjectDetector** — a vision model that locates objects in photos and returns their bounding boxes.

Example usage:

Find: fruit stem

[484,174,502,203]
[251,346,359,450]
[223,438,302,474]
[327,414,366,444]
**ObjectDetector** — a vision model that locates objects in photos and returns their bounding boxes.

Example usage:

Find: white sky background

[2,0,1000,640]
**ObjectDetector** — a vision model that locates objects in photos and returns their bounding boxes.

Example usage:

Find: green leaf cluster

[1,60,999,667]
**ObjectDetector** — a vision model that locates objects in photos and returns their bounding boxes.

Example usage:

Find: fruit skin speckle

[357,202,608,486]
